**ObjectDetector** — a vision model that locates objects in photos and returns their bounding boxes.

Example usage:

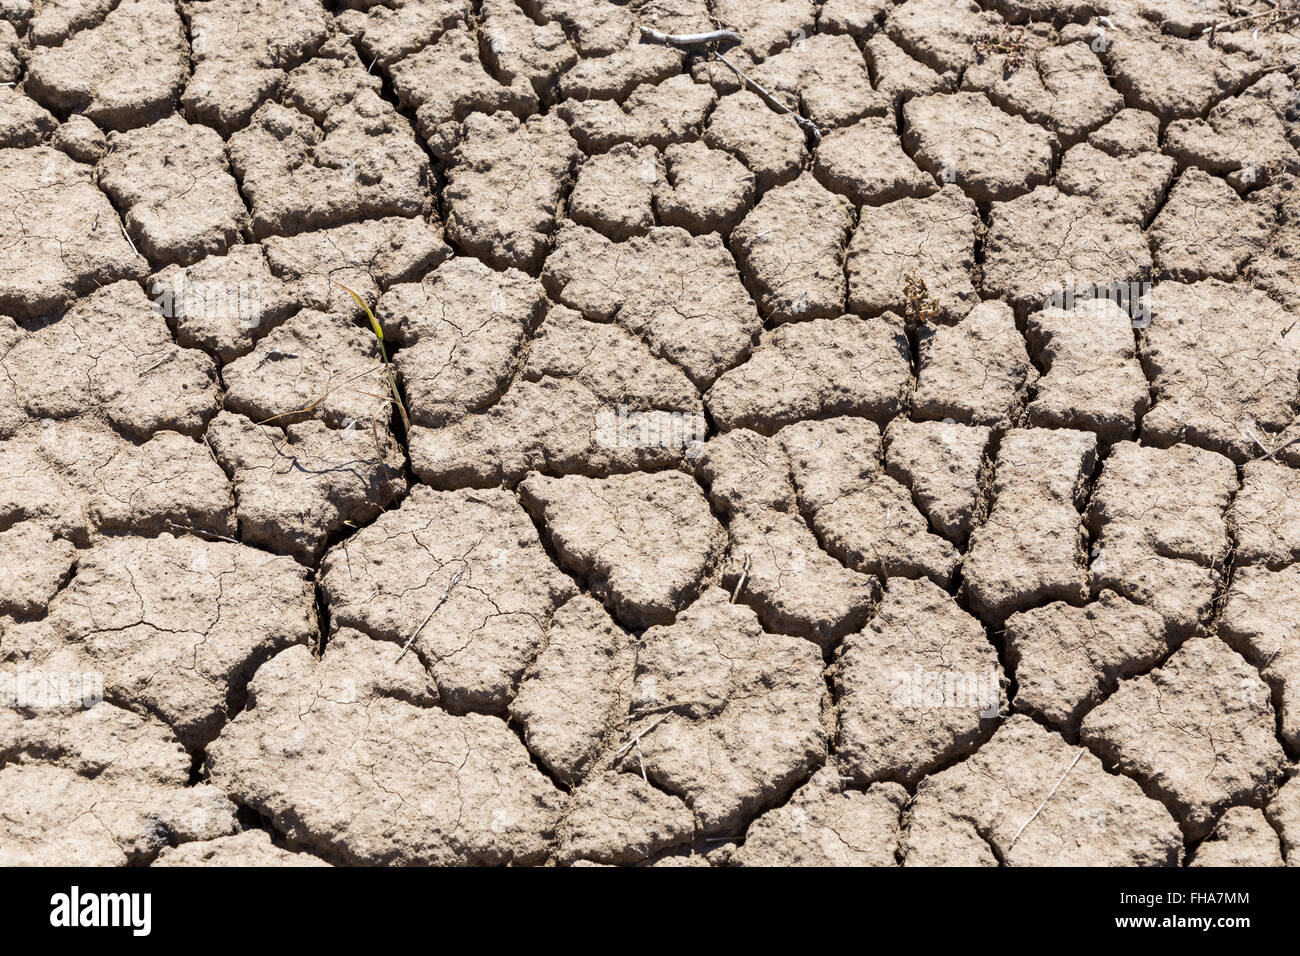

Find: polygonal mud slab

[721,507,882,647]
[813,115,936,206]
[1140,280,1300,462]
[0,703,240,865]
[25,0,187,130]
[836,576,1003,785]
[706,316,911,434]
[509,595,635,786]
[729,172,855,323]
[558,75,716,152]
[0,521,76,619]
[1081,636,1286,840]
[846,185,979,323]
[745,32,890,130]
[1229,460,1300,570]
[711,0,816,59]
[963,427,1097,623]
[1005,590,1171,733]
[1220,563,1300,751]
[885,0,1003,75]
[206,411,407,565]
[0,280,218,441]
[0,147,146,318]
[149,245,299,362]
[0,420,234,545]
[1165,74,1300,191]
[528,0,649,55]
[568,144,661,241]
[1089,441,1237,565]
[206,632,563,865]
[694,428,799,517]
[734,767,907,867]
[0,21,17,84]
[1055,143,1174,226]
[559,41,684,101]
[983,187,1152,312]
[655,141,755,237]
[1129,0,1231,36]
[0,87,56,149]
[626,587,828,835]
[98,115,248,267]
[781,417,960,587]
[1246,180,1300,316]
[0,534,316,749]
[51,115,107,164]
[1086,441,1236,635]
[443,111,580,272]
[520,470,723,630]
[1149,168,1272,282]
[153,829,331,867]
[1102,29,1259,122]
[820,0,892,37]
[389,25,537,153]
[883,418,992,543]
[555,771,695,866]
[182,0,331,135]
[407,303,706,487]
[962,37,1122,147]
[544,223,762,389]
[228,41,432,239]
[335,0,467,70]
[704,90,809,192]
[864,31,954,108]
[913,300,1036,428]
[1087,108,1160,158]
[1026,299,1151,440]
[1188,807,1284,867]
[221,309,389,431]
[380,257,548,427]
[319,485,577,712]
[479,0,578,98]
[1266,774,1300,865]
[903,91,1057,205]
[262,216,452,320]
[901,714,1184,866]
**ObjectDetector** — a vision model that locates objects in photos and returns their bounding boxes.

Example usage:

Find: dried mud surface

[2,0,1300,867]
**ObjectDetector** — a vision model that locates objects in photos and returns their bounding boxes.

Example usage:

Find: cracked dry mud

[2,0,1300,870]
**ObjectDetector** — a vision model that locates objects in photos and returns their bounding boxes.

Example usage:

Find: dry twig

[613,715,669,759]
[730,553,751,603]
[1008,747,1084,851]
[640,26,742,45]
[394,568,464,664]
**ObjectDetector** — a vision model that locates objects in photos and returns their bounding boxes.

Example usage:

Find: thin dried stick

[163,520,242,545]
[1008,747,1084,850]
[120,221,140,257]
[613,715,669,759]
[394,569,464,664]
[640,26,742,45]
[1203,8,1300,34]
[251,363,386,429]
[730,553,751,603]
[636,22,822,143]
[138,349,177,376]
[712,51,823,143]
[635,739,648,783]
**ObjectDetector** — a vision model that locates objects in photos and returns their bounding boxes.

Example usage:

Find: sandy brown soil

[2,0,1300,867]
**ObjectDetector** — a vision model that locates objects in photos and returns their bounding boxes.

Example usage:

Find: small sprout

[903,272,940,326]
